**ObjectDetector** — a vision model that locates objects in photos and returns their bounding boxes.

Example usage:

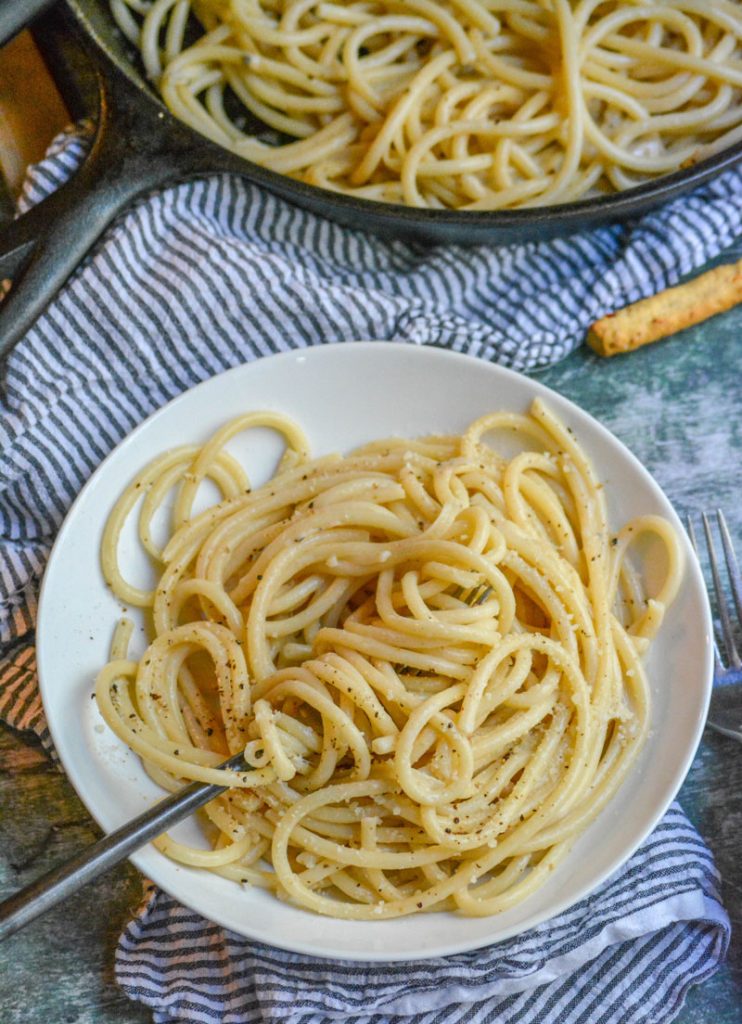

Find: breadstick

[587,258,742,357]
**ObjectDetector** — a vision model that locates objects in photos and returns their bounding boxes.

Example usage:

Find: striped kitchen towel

[116,807,728,1024]
[0,127,737,1024]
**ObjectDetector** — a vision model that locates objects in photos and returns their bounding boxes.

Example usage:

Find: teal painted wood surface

[1,243,741,1022]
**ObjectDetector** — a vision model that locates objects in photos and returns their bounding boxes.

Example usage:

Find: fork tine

[686,516,724,677]
[717,510,742,632]
[406,583,491,676]
[452,583,492,606]
[702,511,741,669]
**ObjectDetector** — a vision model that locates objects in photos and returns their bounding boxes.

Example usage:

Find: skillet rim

[66,0,742,238]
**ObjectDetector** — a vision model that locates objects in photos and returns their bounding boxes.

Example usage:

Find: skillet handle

[0,60,227,359]
[0,161,161,359]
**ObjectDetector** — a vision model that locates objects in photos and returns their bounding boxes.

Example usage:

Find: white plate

[37,342,713,961]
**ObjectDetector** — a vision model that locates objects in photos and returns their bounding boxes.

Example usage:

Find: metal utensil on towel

[0,752,247,941]
[0,581,493,941]
[687,510,742,741]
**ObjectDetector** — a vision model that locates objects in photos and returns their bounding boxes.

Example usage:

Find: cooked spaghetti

[110,0,742,209]
[96,402,682,918]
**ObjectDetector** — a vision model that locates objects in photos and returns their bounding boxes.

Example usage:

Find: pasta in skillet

[96,401,683,918]
[110,0,742,208]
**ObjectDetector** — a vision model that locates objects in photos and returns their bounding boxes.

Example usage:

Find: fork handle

[0,754,246,941]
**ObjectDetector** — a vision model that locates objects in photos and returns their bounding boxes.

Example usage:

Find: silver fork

[1,584,492,939]
[687,510,742,741]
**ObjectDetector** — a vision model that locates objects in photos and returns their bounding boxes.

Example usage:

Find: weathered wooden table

[1,241,741,1023]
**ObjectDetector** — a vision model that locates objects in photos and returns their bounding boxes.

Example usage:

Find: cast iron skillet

[1,0,741,356]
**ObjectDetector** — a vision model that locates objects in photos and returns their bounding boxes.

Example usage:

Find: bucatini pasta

[110,0,742,209]
[96,402,683,919]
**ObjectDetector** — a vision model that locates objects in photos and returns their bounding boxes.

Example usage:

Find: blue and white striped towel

[0,126,736,1024]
